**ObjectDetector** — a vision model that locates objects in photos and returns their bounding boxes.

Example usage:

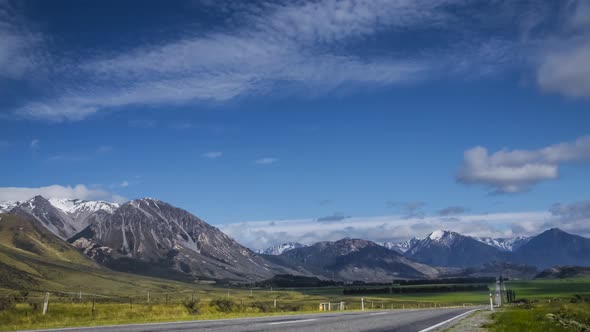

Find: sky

[0,0,589,249]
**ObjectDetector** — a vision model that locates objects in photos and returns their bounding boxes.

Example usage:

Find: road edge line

[417,308,479,332]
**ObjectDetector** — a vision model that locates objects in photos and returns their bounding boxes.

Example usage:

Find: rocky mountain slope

[68,198,278,282]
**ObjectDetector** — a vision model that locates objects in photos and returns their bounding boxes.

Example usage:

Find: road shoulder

[439,309,493,332]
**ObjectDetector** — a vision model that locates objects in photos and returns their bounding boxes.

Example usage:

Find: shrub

[0,297,14,312]
[210,299,235,313]
[183,299,201,314]
[250,301,272,312]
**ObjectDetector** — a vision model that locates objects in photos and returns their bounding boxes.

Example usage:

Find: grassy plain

[486,278,590,332]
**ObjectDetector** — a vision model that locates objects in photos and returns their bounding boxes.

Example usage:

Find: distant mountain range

[256,242,308,255]
[2,195,590,284]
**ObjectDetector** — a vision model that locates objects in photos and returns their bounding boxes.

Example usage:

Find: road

[22,307,481,332]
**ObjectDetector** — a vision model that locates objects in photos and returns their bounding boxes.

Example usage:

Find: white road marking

[369,312,389,316]
[418,309,479,332]
[267,318,317,325]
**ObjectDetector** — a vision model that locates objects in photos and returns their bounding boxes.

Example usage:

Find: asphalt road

[22,307,481,332]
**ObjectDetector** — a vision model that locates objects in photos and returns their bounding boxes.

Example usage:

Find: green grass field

[486,278,590,332]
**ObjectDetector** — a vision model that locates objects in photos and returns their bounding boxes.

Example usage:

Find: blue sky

[1,0,589,248]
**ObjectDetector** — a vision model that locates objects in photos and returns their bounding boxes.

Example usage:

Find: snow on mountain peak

[429,230,450,241]
[257,242,308,255]
[48,198,119,214]
[0,201,19,213]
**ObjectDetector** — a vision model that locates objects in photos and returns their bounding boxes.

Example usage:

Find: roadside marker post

[489,293,494,311]
[361,298,364,311]
[42,292,49,315]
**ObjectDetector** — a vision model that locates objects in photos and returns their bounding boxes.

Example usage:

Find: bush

[210,299,235,313]
[183,299,201,314]
[278,303,302,312]
[250,301,272,312]
[0,297,14,312]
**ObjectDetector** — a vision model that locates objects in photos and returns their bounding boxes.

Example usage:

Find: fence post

[42,292,49,315]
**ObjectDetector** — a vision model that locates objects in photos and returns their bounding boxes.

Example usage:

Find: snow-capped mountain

[7,196,118,239]
[271,238,438,281]
[0,201,19,213]
[381,237,421,253]
[257,242,308,255]
[69,197,277,281]
[474,236,531,252]
[405,230,508,268]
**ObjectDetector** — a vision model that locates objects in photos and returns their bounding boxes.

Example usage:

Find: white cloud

[536,0,590,98]
[218,210,551,250]
[203,151,223,159]
[0,184,126,203]
[457,135,590,193]
[254,157,278,165]
[30,139,39,149]
[120,180,129,188]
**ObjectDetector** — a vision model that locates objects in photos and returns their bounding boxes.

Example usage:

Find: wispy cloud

[387,201,426,219]
[30,139,39,149]
[0,1,43,79]
[0,184,126,203]
[9,0,470,121]
[203,151,223,159]
[254,157,278,165]
[457,135,590,193]
[438,206,467,216]
[536,1,590,98]
[317,213,351,222]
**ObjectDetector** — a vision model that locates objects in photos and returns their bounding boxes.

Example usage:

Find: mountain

[382,238,421,254]
[512,228,590,269]
[69,198,277,282]
[405,230,508,268]
[257,242,307,255]
[535,266,590,279]
[0,213,239,295]
[8,196,118,240]
[271,238,438,281]
[473,236,531,252]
